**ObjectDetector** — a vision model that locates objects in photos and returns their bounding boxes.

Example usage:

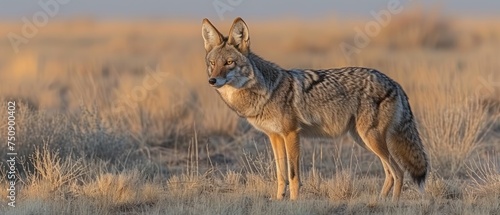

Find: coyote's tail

[388,91,429,190]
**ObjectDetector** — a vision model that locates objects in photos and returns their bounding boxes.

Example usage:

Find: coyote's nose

[208,78,217,85]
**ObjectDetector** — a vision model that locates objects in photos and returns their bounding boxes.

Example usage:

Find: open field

[1,10,500,214]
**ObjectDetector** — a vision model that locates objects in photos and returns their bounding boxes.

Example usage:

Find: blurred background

[1,0,500,20]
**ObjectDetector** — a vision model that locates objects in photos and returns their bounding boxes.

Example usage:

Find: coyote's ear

[202,18,224,53]
[228,17,250,55]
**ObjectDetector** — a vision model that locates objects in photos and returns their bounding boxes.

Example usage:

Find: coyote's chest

[216,85,265,118]
[217,85,239,104]
[216,84,249,116]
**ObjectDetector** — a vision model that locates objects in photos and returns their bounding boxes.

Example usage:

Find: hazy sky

[0,0,498,21]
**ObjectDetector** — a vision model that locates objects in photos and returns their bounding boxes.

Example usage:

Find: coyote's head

[202,17,254,89]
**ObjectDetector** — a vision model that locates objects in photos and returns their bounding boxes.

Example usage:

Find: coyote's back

[202,17,428,201]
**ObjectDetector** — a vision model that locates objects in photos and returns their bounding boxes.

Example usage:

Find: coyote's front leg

[284,131,300,200]
[269,133,287,200]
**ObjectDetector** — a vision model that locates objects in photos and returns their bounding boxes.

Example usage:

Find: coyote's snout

[207,68,245,88]
[201,17,429,201]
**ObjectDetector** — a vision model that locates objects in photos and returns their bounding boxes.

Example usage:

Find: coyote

[201,17,428,201]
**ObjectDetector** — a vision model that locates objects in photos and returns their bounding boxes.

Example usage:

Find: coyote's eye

[226,60,233,65]
[209,61,215,66]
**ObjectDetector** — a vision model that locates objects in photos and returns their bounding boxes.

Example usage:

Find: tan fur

[202,17,429,201]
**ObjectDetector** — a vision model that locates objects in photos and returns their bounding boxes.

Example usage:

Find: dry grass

[1,10,500,214]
